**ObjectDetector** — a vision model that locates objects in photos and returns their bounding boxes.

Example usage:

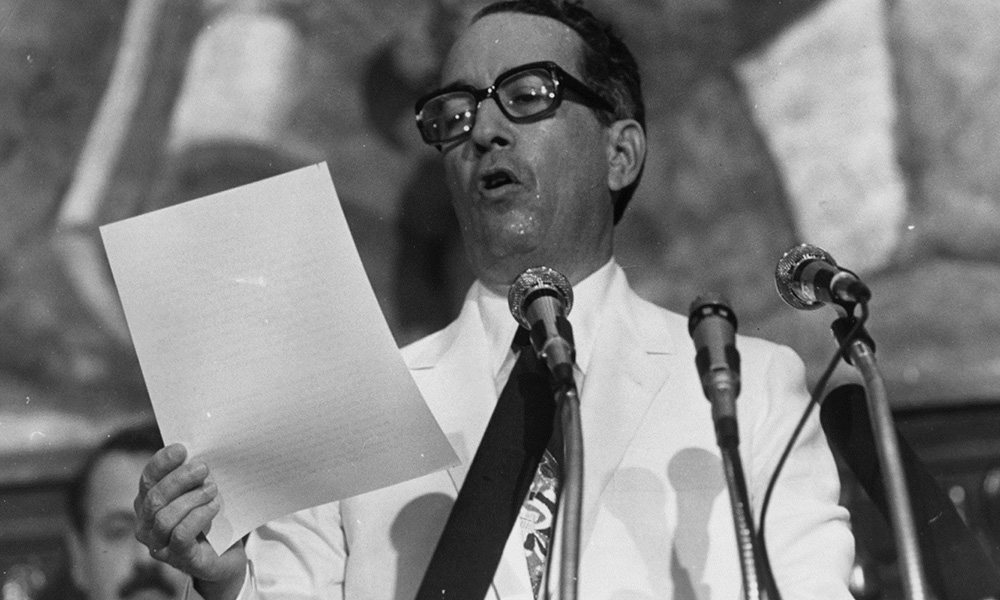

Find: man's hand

[135,444,248,600]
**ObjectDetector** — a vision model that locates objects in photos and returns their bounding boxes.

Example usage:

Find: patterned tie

[416,328,559,600]
[520,432,562,597]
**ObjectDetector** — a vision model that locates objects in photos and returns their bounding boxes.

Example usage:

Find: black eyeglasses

[414,61,614,146]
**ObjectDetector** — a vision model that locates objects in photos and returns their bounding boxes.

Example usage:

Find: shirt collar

[474,259,618,379]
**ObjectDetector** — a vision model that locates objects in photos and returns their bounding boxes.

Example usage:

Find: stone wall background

[2,0,1000,595]
[1,0,1000,545]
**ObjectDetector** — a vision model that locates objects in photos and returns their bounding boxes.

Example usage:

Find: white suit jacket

[238,263,854,599]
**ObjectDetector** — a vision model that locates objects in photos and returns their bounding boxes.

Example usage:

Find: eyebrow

[438,76,475,91]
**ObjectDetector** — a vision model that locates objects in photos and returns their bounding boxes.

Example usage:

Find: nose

[469,95,512,152]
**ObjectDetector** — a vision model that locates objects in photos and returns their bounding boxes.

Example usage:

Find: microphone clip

[830,313,876,365]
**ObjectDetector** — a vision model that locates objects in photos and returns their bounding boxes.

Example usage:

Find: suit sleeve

[234,501,347,600]
[746,343,855,599]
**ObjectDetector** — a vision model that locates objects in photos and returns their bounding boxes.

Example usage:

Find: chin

[477,254,555,289]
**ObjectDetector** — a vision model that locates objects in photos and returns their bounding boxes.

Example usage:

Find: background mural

[2,0,1000,597]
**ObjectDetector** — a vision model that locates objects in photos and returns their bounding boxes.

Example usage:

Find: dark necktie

[416,329,559,599]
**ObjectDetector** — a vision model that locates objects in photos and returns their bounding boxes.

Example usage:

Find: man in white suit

[134,1,855,598]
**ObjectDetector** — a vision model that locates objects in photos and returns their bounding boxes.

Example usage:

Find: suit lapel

[578,278,674,551]
[408,299,499,494]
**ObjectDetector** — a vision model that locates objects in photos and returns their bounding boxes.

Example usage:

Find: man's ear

[606,119,646,192]
[67,529,90,593]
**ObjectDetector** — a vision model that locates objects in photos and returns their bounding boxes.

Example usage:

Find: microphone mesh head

[687,293,738,337]
[507,266,573,329]
[774,243,837,310]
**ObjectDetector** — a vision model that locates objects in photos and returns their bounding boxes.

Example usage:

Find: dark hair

[66,422,164,534]
[474,0,646,223]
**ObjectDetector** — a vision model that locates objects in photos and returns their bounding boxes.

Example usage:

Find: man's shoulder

[622,284,796,361]
[618,284,707,349]
[628,289,684,325]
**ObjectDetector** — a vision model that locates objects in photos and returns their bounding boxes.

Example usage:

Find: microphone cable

[755,298,870,569]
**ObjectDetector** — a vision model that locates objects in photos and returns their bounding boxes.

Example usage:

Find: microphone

[687,293,741,445]
[774,243,872,310]
[690,296,778,598]
[508,266,576,388]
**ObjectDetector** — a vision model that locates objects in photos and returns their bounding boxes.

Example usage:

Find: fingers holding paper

[135,443,248,597]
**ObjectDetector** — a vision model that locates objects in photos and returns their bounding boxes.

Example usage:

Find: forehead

[442,12,584,85]
[85,452,149,517]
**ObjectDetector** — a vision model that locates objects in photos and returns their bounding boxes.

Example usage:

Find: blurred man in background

[66,423,195,600]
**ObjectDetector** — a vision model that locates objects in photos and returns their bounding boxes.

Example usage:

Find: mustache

[118,562,178,599]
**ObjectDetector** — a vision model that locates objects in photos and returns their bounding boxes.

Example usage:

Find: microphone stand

[821,383,1000,598]
[720,435,764,599]
[832,304,929,600]
[553,381,583,600]
[688,295,780,600]
[715,409,779,600]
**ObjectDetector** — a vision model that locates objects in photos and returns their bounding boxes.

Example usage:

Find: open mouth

[480,168,518,191]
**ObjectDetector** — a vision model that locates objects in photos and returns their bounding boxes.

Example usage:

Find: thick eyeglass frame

[414,60,615,146]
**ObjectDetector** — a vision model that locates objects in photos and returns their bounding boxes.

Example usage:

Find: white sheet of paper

[100,163,458,550]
